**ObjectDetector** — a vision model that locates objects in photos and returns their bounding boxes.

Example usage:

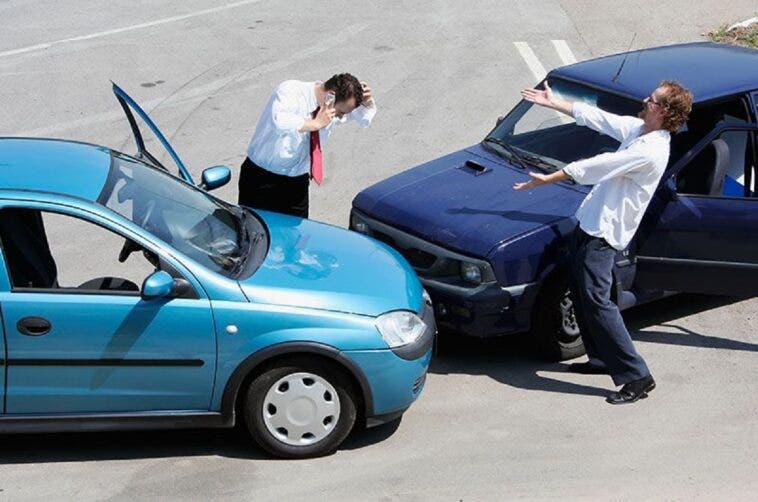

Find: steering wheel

[118,200,156,263]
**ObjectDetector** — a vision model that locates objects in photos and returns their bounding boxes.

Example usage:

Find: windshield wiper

[483,137,527,169]
[483,137,558,173]
[515,151,558,172]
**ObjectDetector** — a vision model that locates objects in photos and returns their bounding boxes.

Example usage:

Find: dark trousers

[568,227,650,386]
[238,157,310,218]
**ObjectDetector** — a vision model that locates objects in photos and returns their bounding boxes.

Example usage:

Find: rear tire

[531,277,586,361]
[243,357,357,459]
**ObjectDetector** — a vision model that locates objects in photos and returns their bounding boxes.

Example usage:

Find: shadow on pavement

[0,427,266,464]
[0,417,403,465]
[430,293,752,395]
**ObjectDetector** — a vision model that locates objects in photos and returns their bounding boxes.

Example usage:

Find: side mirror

[199,165,231,191]
[141,270,174,300]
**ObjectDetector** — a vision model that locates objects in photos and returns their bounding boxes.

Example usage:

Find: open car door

[112,82,194,185]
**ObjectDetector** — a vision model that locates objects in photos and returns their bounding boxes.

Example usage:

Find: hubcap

[262,372,340,446]
[558,290,581,339]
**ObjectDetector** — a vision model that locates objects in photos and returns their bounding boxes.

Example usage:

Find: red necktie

[309,107,323,185]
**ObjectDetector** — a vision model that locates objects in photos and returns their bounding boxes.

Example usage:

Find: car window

[99,153,259,277]
[669,97,752,171]
[0,208,165,294]
[488,78,641,171]
[676,129,756,198]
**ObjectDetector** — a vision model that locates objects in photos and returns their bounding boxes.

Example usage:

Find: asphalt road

[1,1,757,500]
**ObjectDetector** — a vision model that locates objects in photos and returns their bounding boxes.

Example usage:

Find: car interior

[673,97,756,197]
[0,207,157,292]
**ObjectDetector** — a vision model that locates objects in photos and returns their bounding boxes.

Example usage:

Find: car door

[0,202,217,415]
[633,122,758,296]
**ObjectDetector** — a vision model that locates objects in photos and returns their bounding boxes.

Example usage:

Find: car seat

[676,139,730,196]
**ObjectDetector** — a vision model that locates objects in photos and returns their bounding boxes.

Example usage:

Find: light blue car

[0,84,434,458]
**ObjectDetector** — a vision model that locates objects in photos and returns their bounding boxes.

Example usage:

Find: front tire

[243,357,357,459]
[531,278,586,361]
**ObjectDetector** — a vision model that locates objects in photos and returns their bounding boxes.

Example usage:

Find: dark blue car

[351,42,758,360]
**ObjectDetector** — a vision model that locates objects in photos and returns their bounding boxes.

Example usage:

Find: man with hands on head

[239,73,376,218]
[514,79,692,404]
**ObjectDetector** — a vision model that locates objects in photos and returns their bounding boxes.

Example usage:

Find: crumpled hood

[239,210,423,317]
[353,143,586,257]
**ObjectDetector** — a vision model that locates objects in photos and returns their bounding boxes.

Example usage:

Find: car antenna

[612,32,637,83]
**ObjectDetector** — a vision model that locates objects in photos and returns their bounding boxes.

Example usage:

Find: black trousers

[238,157,310,218]
[568,226,651,386]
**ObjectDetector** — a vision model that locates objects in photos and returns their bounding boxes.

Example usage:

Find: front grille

[373,230,438,269]
[400,248,437,269]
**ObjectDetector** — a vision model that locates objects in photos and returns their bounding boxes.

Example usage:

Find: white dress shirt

[562,102,671,250]
[246,80,377,177]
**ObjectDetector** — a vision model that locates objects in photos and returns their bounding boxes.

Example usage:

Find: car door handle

[17,316,52,336]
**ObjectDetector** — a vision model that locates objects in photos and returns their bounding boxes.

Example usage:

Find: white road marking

[513,42,548,83]
[551,39,577,65]
[0,0,264,59]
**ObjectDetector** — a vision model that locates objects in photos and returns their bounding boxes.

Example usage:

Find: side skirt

[0,411,234,434]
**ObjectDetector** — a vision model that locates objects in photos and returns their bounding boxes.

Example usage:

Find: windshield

[98,153,258,277]
[485,78,641,172]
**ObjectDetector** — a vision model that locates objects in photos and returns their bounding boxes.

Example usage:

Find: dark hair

[324,73,363,106]
[659,80,693,133]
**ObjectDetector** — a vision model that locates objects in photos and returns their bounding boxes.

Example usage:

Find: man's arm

[513,148,650,191]
[269,81,334,134]
[512,169,571,191]
[562,149,649,185]
[347,81,377,128]
[521,81,641,142]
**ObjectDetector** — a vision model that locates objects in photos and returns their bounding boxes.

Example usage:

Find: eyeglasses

[646,95,663,107]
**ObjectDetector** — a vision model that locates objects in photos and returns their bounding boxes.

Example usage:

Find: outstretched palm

[520,81,554,107]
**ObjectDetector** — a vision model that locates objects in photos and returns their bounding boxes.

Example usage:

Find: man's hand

[513,169,571,190]
[521,81,554,107]
[520,81,573,116]
[513,171,552,191]
[314,101,336,128]
[361,81,375,108]
[301,102,336,132]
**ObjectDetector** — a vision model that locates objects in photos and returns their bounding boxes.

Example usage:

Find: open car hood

[112,82,194,184]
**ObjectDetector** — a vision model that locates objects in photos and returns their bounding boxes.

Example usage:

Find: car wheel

[243,357,357,459]
[531,278,586,361]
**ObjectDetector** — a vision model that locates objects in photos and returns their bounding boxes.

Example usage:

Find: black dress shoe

[606,375,656,405]
[567,362,610,375]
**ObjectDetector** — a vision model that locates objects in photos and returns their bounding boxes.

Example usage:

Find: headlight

[460,262,482,285]
[375,311,427,347]
[350,212,370,234]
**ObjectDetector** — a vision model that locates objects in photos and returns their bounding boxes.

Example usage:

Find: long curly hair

[659,80,693,133]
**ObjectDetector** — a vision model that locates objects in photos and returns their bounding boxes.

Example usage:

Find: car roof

[551,42,758,105]
[0,138,111,201]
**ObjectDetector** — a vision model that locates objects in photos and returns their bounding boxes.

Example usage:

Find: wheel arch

[221,342,373,425]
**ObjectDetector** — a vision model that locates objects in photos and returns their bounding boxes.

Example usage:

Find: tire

[243,357,357,459]
[531,277,586,361]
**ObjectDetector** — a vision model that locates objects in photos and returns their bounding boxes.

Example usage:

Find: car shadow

[0,416,402,465]
[430,293,753,395]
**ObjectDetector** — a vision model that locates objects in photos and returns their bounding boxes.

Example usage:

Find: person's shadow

[430,293,755,396]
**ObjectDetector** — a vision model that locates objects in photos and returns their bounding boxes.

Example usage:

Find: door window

[675,129,756,198]
[0,208,175,294]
